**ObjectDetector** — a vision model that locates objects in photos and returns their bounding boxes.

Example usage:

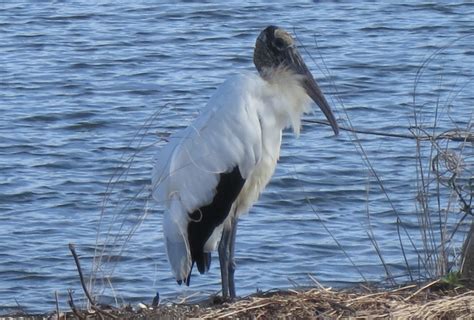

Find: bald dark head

[253,26,339,135]
[253,25,296,75]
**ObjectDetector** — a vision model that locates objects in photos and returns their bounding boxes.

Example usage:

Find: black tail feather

[196,252,212,274]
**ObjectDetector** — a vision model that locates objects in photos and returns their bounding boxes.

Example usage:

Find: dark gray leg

[228,216,238,299]
[218,225,231,299]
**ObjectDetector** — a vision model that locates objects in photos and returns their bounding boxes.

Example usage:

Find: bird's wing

[152,73,263,211]
[151,73,263,281]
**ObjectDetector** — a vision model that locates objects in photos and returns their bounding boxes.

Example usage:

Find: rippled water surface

[1,1,473,313]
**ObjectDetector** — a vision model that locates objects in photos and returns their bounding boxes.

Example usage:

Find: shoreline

[4,280,473,319]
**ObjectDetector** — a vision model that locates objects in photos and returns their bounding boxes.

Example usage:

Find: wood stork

[152,25,339,299]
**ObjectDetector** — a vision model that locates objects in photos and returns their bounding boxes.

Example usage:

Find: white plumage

[152,70,310,276]
[151,26,339,298]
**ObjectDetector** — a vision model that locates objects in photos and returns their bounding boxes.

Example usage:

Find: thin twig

[287,277,301,289]
[177,291,201,304]
[92,105,167,298]
[213,302,274,319]
[69,243,118,319]
[390,284,418,293]
[404,279,441,301]
[92,305,105,320]
[306,199,368,283]
[13,298,26,315]
[367,230,396,285]
[69,243,95,306]
[303,119,473,142]
[397,218,414,282]
[67,289,85,320]
[308,274,330,291]
[54,291,60,319]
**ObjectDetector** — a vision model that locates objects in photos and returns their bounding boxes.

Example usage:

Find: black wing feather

[186,166,246,278]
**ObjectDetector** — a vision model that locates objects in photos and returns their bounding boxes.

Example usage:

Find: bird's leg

[227,216,238,299]
[218,225,231,299]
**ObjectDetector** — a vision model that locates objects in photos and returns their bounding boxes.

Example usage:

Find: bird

[151,292,160,307]
[151,25,339,299]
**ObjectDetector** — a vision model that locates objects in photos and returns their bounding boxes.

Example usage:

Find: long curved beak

[285,48,339,135]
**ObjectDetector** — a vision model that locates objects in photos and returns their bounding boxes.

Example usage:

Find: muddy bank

[5,280,473,319]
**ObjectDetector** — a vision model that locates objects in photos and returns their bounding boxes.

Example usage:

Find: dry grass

[38,282,471,320]
[182,285,472,320]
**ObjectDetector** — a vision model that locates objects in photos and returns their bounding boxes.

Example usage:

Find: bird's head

[254,26,339,135]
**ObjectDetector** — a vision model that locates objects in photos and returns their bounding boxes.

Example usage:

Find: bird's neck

[258,67,312,136]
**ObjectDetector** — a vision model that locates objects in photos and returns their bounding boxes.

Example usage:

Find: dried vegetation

[31,282,472,319]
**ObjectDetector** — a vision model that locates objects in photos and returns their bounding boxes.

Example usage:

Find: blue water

[1,1,473,314]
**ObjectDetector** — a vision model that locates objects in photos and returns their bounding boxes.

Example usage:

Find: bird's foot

[212,294,236,305]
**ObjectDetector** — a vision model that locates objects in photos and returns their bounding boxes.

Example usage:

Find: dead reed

[46,283,473,319]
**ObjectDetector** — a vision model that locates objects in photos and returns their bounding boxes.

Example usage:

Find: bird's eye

[274,37,286,50]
